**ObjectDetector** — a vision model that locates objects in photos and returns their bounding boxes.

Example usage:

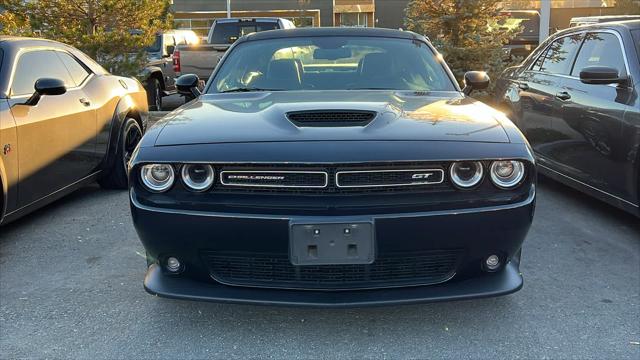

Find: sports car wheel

[98,118,142,189]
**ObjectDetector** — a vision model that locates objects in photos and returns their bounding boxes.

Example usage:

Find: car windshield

[210,36,457,93]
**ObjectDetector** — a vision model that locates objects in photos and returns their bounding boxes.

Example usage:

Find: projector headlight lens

[490,160,525,189]
[181,164,214,191]
[450,161,484,189]
[140,164,175,192]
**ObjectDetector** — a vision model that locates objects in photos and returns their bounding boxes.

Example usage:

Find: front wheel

[98,118,142,189]
[146,78,162,111]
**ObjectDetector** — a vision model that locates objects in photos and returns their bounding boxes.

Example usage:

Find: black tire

[146,78,162,111]
[98,118,142,189]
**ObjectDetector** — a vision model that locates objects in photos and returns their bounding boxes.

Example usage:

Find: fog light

[166,257,181,272]
[485,255,500,271]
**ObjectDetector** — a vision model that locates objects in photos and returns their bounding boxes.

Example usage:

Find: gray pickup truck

[174,18,295,81]
[139,30,198,110]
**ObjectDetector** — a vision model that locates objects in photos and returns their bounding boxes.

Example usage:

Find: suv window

[532,33,583,75]
[10,50,74,96]
[56,51,91,86]
[571,32,627,77]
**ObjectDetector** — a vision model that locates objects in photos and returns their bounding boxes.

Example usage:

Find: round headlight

[490,160,525,189]
[140,164,175,192]
[181,164,214,191]
[450,161,484,189]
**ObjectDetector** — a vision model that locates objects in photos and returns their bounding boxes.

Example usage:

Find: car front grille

[213,162,452,194]
[201,249,461,290]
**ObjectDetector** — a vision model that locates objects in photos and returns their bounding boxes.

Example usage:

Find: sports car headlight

[181,164,215,191]
[140,164,175,192]
[490,160,525,189]
[450,161,484,189]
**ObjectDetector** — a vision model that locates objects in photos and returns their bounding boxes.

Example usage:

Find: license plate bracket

[289,221,375,266]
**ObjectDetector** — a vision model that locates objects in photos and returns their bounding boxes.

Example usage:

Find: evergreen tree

[404,0,521,95]
[0,0,173,77]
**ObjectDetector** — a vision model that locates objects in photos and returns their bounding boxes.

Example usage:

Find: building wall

[374,0,409,29]
[173,0,334,27]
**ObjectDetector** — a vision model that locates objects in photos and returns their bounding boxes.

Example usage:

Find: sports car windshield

[210,36,457,93]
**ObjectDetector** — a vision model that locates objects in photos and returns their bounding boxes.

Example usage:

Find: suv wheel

[146,78,162,111]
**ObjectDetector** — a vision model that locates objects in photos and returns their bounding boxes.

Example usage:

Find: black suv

[495,20,640,216]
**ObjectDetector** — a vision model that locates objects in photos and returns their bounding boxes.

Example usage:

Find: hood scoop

[286,110,377,127]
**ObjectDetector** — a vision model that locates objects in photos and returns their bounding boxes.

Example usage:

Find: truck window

[210,22,278,44]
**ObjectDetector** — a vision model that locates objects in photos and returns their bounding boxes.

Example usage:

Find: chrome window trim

[6,47,94,98]
[220,170,329,189]
[525,29,631,81]
[336,169,445,188]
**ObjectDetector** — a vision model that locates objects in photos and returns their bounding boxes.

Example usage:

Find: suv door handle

[79,98,91,106]
[555,91,571,101]
[518,82,529,90]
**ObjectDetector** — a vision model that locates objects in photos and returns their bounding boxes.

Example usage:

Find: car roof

[0,36,69,49]
[557,19,640,34]
[570,15,640,22]
[241,27,426,43]
[215,17,283,23]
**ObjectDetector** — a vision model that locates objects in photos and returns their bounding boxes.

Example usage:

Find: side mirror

[580,66,627,86]
[24,78,66,106]
[462,71,490,95]
[176,74,201,100]
[165,45,175,57]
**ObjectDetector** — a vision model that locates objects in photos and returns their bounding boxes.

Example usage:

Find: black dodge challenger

[130,28,536,307]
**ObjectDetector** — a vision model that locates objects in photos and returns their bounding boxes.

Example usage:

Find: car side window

[55,51,91,87]
[531,33,583,75]
[10,50,74,96]
[571,32,627,77]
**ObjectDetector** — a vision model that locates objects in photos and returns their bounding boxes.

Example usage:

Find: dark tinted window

[210,21,278,44]
[56,51,90,86]
[11,50,74,96]
[632,29,640,58]
[532,33,583,75]
[572,32,627,77]
[145,35,162,53]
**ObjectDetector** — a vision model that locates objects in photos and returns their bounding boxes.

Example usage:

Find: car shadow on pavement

[0,185,123,240]
[536,174,640,231]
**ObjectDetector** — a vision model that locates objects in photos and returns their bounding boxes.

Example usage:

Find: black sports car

[495,20,640,216]
[130,28,536,307]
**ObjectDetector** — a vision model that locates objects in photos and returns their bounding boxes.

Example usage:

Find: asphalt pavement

[0,103,639,358]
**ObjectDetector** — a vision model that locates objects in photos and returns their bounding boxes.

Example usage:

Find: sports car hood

[152,90,512,146]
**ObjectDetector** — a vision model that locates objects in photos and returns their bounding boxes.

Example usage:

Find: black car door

[555,31,635,203]
[515,32,584,159]
[8,49,97,207]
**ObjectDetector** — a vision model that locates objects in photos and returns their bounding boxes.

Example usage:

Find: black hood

[151,90,511,146]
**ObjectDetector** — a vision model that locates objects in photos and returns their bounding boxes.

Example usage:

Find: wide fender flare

[102,95,141,173]
[139,66,164,88]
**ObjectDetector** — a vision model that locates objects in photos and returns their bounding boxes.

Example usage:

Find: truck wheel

[98,118,142,189]
[146,78,162,111]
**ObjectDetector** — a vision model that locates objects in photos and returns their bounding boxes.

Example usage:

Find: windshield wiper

[220,87,284,93]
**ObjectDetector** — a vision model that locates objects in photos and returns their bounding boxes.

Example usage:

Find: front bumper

[143,261,522,308]
[132,189,534,307]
